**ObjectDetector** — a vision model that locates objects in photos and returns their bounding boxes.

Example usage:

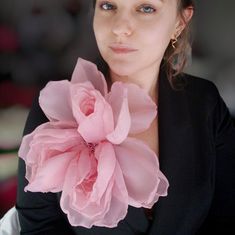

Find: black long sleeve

[197,89,235,234]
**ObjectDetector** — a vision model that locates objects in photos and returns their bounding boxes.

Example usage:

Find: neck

[109,66,160,104]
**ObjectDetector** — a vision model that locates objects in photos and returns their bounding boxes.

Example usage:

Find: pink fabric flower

[18,58,169,228]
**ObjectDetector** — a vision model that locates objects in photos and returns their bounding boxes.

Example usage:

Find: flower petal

[91,142,116,202]
[71,142,116,219]
[19,121,83,190]
[106,82,131,144]
[70,149,97,212]
[76,148,93,185]
[25,152,75,193]
[124,83,157,134]
[70,82,96,124]
[71,58,108,96]
[19,121,81,165]
[97,162,128,227]
[114,137,169,208]
[61,156,113,228]
[18,128,37,160]
[77,91,114,143]
[61,181,113,228]
[39,80,75,122]
[60,142,128,228]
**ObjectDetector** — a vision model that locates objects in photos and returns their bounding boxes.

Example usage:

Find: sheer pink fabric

[18,58,169,228]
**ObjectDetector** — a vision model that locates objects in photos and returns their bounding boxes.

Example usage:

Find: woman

[16,0,235,234]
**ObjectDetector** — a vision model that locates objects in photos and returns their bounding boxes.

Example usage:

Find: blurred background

[0,0,235,218]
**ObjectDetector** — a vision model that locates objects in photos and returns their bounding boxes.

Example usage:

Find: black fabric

[16,72,235,235]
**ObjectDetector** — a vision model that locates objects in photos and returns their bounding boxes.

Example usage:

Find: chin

[110,65,134,77]
[106,59,137,77]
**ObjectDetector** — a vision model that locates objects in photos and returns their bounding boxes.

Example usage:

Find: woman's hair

[164,0,195,87]
[92,0,195,87]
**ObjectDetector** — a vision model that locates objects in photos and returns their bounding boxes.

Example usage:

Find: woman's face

[93,0,182,78]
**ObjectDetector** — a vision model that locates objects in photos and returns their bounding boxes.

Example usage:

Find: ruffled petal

[60,155,113,228]
[18,128,37,160]
[114,137,169,208]
[71,58,108,97]
[70,149,96,212]
[19,121,84,189]
[25,152,75,193]
[77,91,114,143]
[75,148,93,185]
[60,142,128,228]
[39,80,75,122]
[124,83,157,134]
[97,162,128,227]
[70,82,96,124]
[106,82,131,144]
[61,180,113,228]
[20,121,81,165]
[60,158,87,225]
[71,142,116,220]
[91,142,116,202]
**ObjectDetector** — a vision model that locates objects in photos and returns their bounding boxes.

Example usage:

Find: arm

[16,95,75,235]
[199,88,235,234]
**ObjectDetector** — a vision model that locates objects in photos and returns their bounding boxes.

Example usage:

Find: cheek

[93,19,107,50]
[93,13,110,38]
[142,22,175,52]
[93,16,103,40]
[93,22,112,62]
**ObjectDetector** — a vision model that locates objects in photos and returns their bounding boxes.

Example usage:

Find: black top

[16,71,235,235]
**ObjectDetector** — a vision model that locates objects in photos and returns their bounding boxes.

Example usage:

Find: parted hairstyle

[165,0,195,87]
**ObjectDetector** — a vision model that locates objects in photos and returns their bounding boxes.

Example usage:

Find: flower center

[87,142,97,154]
[81,139,98,154]
[80,97,95,116]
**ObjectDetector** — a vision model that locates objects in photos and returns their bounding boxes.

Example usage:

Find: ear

[182,6,194,24]
[172,6,194,39]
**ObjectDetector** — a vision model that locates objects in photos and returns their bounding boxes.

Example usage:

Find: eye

[138,5,156,14]
[99,2,116,11]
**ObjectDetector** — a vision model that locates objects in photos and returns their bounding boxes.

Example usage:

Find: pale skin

[93,0,193,155]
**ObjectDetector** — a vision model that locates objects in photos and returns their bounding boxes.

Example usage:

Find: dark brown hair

[164,0,195,87]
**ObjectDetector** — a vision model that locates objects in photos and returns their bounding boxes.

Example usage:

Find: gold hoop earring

[171,37,178,49]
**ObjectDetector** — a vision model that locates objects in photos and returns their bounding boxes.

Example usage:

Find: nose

[111,14,133,37]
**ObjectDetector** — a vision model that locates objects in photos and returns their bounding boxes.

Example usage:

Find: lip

[109,44,138,54]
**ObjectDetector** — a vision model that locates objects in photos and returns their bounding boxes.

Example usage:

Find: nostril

[111,15,133,37]
[112,23,133,37]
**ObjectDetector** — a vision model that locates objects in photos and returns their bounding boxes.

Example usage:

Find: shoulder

[179,73,221,110]
[181,73,218,96]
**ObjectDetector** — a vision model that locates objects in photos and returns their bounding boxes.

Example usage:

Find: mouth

[109,44,138,54]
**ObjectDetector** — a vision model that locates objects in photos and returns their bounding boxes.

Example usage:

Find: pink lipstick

[109,44,138,54]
